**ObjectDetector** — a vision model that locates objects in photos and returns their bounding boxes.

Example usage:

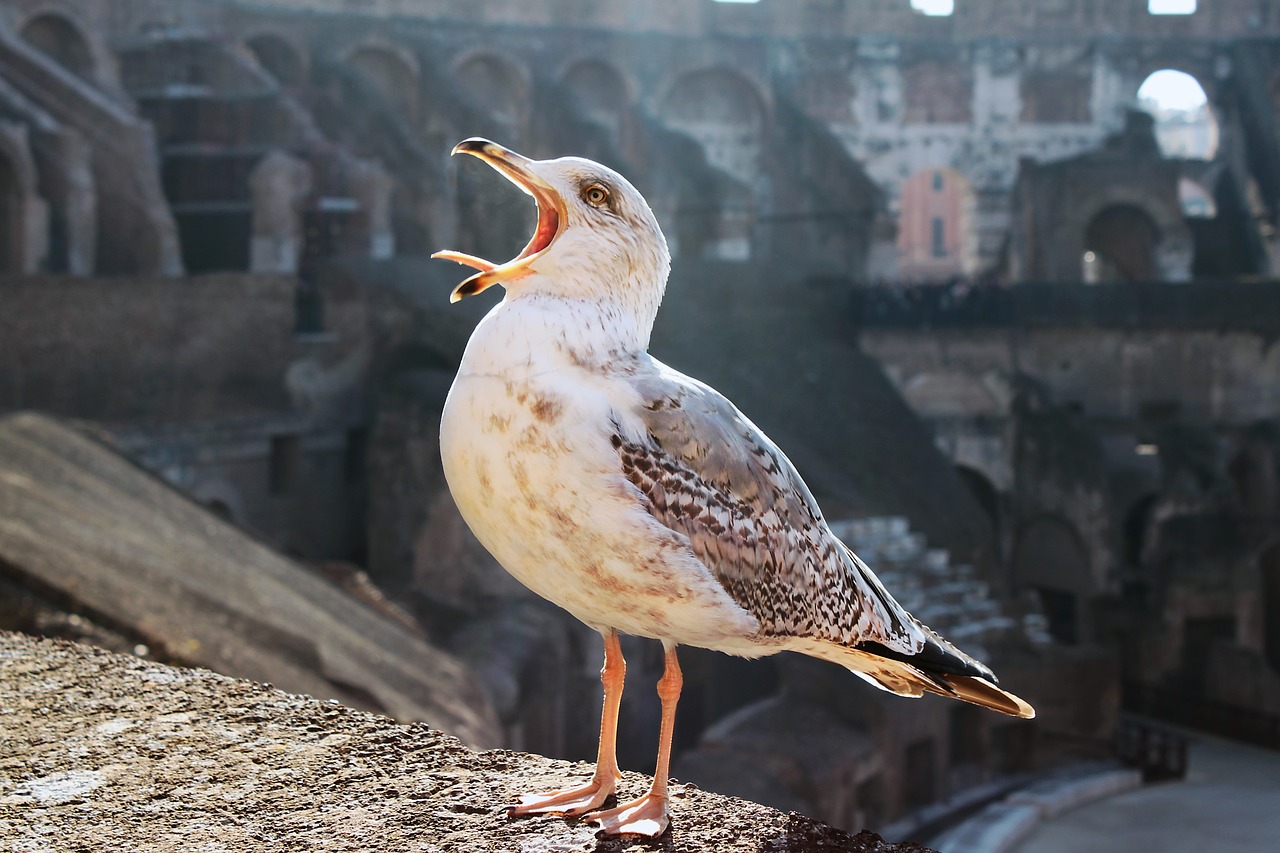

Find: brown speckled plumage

[610,359,922,655]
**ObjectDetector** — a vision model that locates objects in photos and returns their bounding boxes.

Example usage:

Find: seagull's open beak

[432,138,565,303]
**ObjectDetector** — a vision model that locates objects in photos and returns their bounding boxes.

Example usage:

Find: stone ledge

[1,632,934,852]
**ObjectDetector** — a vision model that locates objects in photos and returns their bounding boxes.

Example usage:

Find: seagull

[434,138,1034,837]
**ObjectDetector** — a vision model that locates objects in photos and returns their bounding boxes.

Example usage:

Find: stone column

[249,150,312,274]
[44,127,96,275]
[349,157,395,259]
[0,121,49,274]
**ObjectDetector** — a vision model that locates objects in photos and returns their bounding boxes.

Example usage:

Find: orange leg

[587,643,682,837]
[509,629,625,817]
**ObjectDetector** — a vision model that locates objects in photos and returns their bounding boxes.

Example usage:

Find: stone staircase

[829,516,1049,660]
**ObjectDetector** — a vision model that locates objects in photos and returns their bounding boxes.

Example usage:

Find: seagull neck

[469,292,654,375]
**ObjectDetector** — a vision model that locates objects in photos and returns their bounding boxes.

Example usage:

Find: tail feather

[940,673,1036,719]
[788,637,1036,719]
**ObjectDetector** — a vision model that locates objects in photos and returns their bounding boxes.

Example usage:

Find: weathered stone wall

[0,273,367,425]
[859,300,1280,710]
[0,271,375,558]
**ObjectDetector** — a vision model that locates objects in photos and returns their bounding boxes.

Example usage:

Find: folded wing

[612,358,1034,718]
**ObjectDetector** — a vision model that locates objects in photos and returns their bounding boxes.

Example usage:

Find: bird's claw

[507,778,617,818]
[585,792,671,838]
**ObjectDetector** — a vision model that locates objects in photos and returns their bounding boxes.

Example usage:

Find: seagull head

[434,138,670,323]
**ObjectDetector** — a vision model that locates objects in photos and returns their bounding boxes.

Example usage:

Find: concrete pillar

[249,150,312,274]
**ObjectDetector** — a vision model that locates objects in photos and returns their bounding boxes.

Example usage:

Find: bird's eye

[583,184,610,207]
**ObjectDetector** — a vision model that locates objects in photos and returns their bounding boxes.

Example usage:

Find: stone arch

[19,10,96,81]
[1083,204,1161,282]
[1135,68,1218,160]
[1012,516,1095,644]
[246,31,306,88]
[896,167,977,282]
[561,59,632,131]
[343,42,419,121]
[453,51,530,128]
[659,67,766,184]
[1263,542,1280,673]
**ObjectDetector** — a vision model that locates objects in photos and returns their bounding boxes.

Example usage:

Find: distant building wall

[0,272,373,559]
[0,0,1272,281]
[864,324,1280,427]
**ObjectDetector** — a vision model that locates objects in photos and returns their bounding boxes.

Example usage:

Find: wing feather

[614,358,925,655]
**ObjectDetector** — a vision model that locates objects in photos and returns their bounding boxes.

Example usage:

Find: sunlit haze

[911,0,955,14]
[1138,69,1209,111]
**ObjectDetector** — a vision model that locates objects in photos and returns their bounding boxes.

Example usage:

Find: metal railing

[1123,679,1280,753]
[1116,715,1189,782]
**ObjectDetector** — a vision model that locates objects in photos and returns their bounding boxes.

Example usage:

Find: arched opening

[346,45,417,120]
[1137,69,1218,160]
[955,465,1000,533]
[1083,204,1160,283]
[1178,177,1216,219]
[1263,544,1280,673]
[247,34,305,88]
[454,54,527,127]
[897,168,977,282]
[910,0,954,15]
[660,68,764,183]
[1149,0,1196,13]
[1012,518,1093,645]
[562,60,629,132]
[20,13,95,81]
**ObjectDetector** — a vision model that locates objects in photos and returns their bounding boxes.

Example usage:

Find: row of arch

[897,173,1217,285]
[12,5,768,149]
[14,6,1233,155]
[9,6,1247,281]
[17,6,1228,169]
[956,466,1280,665]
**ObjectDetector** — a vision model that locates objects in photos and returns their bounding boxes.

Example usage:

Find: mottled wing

[613,358,925,655]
